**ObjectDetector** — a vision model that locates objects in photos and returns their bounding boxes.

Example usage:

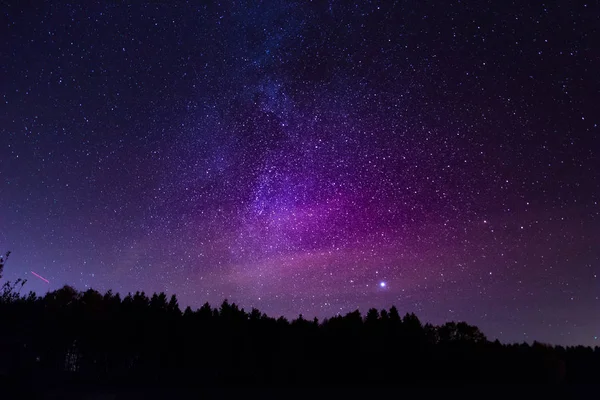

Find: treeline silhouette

[0,283,599,388]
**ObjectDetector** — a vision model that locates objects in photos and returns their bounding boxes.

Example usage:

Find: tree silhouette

[0,251,10,279]
[438,321,487,343]
[0,283,597,393]
[365,308,379,326]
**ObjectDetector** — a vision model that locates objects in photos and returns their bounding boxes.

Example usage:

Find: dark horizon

[1,1,599,348]
[0,273,595,349]
[1,282,599,391]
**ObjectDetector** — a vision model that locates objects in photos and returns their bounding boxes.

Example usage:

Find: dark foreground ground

[5,384,600,400]
[1,287,599,397]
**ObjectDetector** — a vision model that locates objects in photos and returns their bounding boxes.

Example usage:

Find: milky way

[1,1,599,345]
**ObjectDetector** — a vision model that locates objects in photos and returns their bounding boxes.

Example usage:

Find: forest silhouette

[0,254,599,389]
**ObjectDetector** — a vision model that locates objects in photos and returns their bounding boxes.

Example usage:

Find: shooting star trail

[31,271,50,284]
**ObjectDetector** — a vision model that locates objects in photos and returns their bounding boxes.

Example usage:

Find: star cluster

[1,1,598,345]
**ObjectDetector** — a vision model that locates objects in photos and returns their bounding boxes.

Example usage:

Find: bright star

[379,282,386,288]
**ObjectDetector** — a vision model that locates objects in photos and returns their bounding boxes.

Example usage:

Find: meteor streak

[31,271,49,284]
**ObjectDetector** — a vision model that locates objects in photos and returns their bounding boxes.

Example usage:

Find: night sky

[1,1,599,346]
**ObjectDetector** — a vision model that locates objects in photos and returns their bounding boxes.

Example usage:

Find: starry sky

[1,1,599,346]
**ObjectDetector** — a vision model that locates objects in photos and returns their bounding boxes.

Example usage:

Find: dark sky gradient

[1,1,599,346]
